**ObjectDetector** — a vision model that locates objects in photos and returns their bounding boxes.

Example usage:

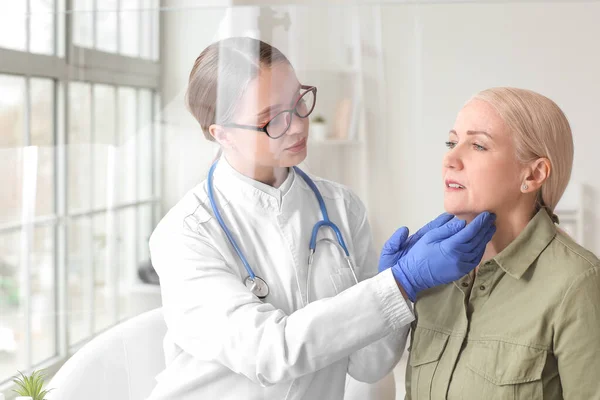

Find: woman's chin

[444,206,480,223]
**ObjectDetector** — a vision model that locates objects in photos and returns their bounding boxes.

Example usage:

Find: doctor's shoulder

[149,181,216,247]
[302,173,366,221]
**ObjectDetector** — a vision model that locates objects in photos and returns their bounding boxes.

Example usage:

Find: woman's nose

[443,148,463,170]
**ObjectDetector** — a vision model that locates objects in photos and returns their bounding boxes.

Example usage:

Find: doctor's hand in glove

[384,211,496,302]
[378,213,454,273]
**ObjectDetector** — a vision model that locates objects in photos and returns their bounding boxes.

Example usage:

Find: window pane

[30,78,55,218]
[96,0,117,53]
[137,89,153,201]
[139,0,153,59]
[152,0,159,60]
[118,208,136,321]
[120,0,139,57]
[0,75,25,226]
[0,3,26,51]
[56,0,66,57]
[137,205,152,269]
[0,232,25,381]
[73,0,94,48]
[30,0,55,55]
[0,75,25,148]
[153,93,161,211]
[93,213,117,333]
[93,84,116,211]
[68,82,92,214]
[67,217,92,346]
[117,87,137,204]
[31,225,56,365]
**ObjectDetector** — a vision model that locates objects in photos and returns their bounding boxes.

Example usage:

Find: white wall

[374,1,600,254]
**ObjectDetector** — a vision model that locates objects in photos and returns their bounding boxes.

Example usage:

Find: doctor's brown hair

[185,37,291,141]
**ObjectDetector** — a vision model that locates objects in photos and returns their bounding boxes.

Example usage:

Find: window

[73,0,159,60]
[0,0,161,388]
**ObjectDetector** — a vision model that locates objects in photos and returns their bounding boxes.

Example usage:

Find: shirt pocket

[408,327,450,400]
[462,340,547,400]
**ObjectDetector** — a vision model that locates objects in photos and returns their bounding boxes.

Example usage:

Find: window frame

[0,0,162,391]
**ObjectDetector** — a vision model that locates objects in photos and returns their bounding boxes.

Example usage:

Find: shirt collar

[212,155,295,211]
[453,209,557,292]
[492,209,557,279]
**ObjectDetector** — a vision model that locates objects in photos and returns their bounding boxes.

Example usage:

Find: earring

[522,183,529,191]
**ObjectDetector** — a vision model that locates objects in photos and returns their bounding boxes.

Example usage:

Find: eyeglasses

[223,85,317,139]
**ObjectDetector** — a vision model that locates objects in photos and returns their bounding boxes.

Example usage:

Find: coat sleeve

[554,265,600,399]
[344,191,411,383]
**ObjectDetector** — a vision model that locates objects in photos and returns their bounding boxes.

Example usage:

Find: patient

[404,87,600,399]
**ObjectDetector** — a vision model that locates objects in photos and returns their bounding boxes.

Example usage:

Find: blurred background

[0,0,598,398]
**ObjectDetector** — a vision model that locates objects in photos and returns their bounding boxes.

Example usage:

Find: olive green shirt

[405,209,600,400]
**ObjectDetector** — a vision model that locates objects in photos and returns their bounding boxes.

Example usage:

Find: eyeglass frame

[221,85,317,139]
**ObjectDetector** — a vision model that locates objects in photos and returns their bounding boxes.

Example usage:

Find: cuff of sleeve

[374,269,415,331]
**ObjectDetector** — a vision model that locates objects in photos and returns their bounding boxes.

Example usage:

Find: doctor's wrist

[396,281,410,301]
[391,266,416,302]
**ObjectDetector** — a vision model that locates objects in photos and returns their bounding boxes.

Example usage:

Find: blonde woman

[405,87,600,399]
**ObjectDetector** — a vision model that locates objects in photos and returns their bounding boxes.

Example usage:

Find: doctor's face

[442,99,525,221]
[224,62,310,168]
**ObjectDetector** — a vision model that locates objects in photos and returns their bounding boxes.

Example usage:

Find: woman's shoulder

[544,228,600,278]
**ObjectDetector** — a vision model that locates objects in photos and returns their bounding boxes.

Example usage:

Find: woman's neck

[461,207,533,270]
[481,212,530,261]
[224,153,289,188]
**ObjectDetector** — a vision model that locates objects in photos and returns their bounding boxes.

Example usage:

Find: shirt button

[461,282,469,287]
[479,285,486,291]
[485,261,493,266]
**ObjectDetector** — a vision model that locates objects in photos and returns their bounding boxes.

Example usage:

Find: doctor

[147,37,495,400]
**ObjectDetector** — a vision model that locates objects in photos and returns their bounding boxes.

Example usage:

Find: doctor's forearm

[174,269,414,387]
[347,323,409,383]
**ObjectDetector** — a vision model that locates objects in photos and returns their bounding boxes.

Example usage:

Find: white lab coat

[147,157,414,400]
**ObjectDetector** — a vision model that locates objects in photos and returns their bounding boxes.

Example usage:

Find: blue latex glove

[378,213,454,273]
[392,211,496,302]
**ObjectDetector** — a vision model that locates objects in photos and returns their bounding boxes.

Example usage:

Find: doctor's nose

[285,112,306,136]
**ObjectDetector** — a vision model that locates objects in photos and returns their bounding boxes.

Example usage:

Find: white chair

[344,372,397,400]
[46,307,396,400]
[46,308,166,400]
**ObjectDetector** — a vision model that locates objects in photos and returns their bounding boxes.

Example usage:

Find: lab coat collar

[212,155,296,212]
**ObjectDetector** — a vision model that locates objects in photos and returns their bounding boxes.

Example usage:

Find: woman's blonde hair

[472,87,574,221]
[185,37,291,141]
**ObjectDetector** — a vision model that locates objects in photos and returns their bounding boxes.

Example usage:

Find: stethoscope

[207,161,358,301]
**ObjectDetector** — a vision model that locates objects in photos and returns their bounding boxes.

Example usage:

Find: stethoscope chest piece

[245,276,269,299]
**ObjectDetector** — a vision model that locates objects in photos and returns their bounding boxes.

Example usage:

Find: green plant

[12,370,52,400]
[312,115,326,124]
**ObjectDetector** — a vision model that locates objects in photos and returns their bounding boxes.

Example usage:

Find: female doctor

[147,37,496,400]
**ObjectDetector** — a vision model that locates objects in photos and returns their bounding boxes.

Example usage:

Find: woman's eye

[445,141,456,149]
[473,143,487,151]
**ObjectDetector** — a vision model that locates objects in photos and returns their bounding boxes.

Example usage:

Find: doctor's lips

[445,179,466,190]
[285,137,307,153]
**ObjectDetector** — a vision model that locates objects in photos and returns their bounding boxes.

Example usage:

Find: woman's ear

[521,158,551,193]
[209,124,234,149]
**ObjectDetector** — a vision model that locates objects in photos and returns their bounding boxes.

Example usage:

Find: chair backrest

[46,308,166,400]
